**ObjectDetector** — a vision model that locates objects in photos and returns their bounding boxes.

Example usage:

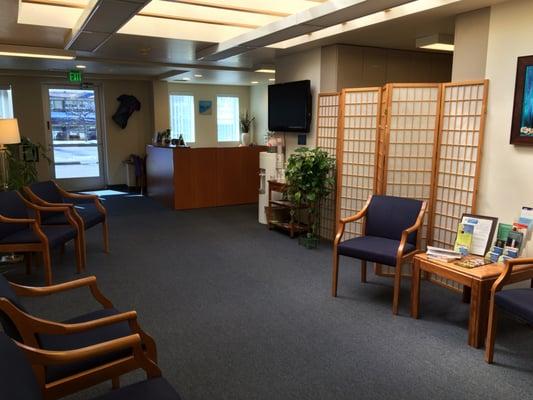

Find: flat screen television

[268,80,311,133]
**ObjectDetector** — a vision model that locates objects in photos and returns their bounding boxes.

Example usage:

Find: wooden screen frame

[335,87,382,240]
[315,92,340,240]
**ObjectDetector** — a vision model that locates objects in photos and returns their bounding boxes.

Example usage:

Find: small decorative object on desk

[454,256,491,269]
[240,110,255,146]
[454,222,474,256]
[426,246,462,262]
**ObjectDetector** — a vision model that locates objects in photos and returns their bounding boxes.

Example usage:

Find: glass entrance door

[43,86,105,190]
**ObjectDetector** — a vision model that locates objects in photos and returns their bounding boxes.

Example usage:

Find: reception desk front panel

[146,145,266,210]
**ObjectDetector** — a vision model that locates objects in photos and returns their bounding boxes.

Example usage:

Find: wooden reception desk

[146,145,266,210]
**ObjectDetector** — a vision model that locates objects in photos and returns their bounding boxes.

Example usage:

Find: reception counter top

[146,145,266,209]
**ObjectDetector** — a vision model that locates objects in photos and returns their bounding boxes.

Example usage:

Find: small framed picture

[460,214,498,256]
[510,55,533,145]
[199,100,212,115]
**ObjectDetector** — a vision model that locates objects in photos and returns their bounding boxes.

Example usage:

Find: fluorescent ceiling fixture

[272,0,462,49]
[0,45,75,60]
[255,69,276,74]
[269,78,276,82]
[119,15,251,42]
[76,64,87,69]
[17,0,322,43]
[251,81,259,84]
[194,74,203,77]
[416,34,454,52]
[18,1,85,29]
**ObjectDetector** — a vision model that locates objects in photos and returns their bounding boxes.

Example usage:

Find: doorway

[42,85,106,190]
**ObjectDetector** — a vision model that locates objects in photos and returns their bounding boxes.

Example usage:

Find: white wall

[275,47,322,154]
[464,0,533,256]
[250,84,268,145]
[154,81,250,148]
[452,8,491,81]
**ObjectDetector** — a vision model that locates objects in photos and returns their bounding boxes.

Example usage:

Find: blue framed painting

[199,100,212,115]
[511,55,533,145]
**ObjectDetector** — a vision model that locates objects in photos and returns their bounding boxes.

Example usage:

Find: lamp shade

[0,118,21,145]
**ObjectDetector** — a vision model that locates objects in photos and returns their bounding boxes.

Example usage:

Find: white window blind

[217,96,240,142]
[0,86,14,118]
[169,94,195,143]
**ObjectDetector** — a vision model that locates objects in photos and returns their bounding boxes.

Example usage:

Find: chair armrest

[10,276,114,308]
[0,215,36,225]
[490,257,533,293]
[55,183,107,214]
[17,334,162,378]
[334,196,372,246]
[0,298,136,335]
[397,201,427,259]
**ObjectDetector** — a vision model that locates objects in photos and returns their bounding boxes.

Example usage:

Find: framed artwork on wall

[199,100,212,115]
[510,55,533,145]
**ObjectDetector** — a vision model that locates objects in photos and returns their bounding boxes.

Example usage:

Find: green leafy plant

[240,111,255,133]
[6,137,51,190]
[285,147,336,241]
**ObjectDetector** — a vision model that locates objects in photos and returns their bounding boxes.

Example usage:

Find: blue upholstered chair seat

[338,236,416,267]
[0,225,77,247]
[42,204,104,229]
[93,377,182,400]
[38,308,132,383]
[495,288,533,325]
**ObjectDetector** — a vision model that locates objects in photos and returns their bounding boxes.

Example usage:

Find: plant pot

[241,132,251,146]
[298,235,319,249]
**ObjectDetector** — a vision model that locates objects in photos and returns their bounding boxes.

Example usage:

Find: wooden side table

[411,253,533,348]
[266,180,308,238]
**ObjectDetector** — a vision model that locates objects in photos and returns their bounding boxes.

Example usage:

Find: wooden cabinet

[147,145,266,210]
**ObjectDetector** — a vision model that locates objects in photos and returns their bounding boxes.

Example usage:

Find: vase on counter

[241,131,251,146]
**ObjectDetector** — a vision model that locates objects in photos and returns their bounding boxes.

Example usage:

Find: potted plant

[285,147,336,249]
[240,111,255,146]
[6,137,50,190]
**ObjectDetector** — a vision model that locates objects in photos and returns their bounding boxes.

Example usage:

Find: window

[217,96,239,142]
[169,94,195,143]
[0,86,14,118]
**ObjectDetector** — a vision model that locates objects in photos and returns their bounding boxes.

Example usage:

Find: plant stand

[266,180,309,238]
[298,235,319,249]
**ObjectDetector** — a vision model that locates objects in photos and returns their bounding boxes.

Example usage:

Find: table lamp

[0,118,21,191]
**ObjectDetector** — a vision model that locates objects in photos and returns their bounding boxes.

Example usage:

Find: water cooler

[258,152,279,224]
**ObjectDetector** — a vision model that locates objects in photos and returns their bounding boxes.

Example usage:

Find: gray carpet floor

[3,192,533,400]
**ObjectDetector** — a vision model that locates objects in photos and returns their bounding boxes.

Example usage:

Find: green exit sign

[68,70,82,83]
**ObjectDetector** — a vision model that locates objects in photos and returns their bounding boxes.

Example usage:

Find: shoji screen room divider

[321,80,488,286]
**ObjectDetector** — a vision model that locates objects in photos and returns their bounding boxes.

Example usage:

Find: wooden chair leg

[485,300,498,364]
[392,262,402,315]
[103,219,110,254]
[80,230,87,270]
[360,260,367,283]
[332,251,339,297]
[42,248,52,285]
[112,377,120,390]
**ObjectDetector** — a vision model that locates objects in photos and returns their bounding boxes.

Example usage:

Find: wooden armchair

[0,190,84,284]
[0,274,157,399]
[24,181,109,265]
[0,333,181,400]
[485,257,533,363]
[332,195,427,315]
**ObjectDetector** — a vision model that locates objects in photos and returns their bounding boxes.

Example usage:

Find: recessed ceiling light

[268,78,275,82]
[255,69,276,74]
[416,34,454,52]
[194,74,203,78]
[76,65,86,69]
[182,77,191,81]
[251,81,259,84]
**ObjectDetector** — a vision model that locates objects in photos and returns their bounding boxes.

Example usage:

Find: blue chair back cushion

[0,334,42,400]
[29,181,64,204]
[495,288,533,325]
[0,191,29,239]
[365,195,422,245]
[0,274,27,341]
